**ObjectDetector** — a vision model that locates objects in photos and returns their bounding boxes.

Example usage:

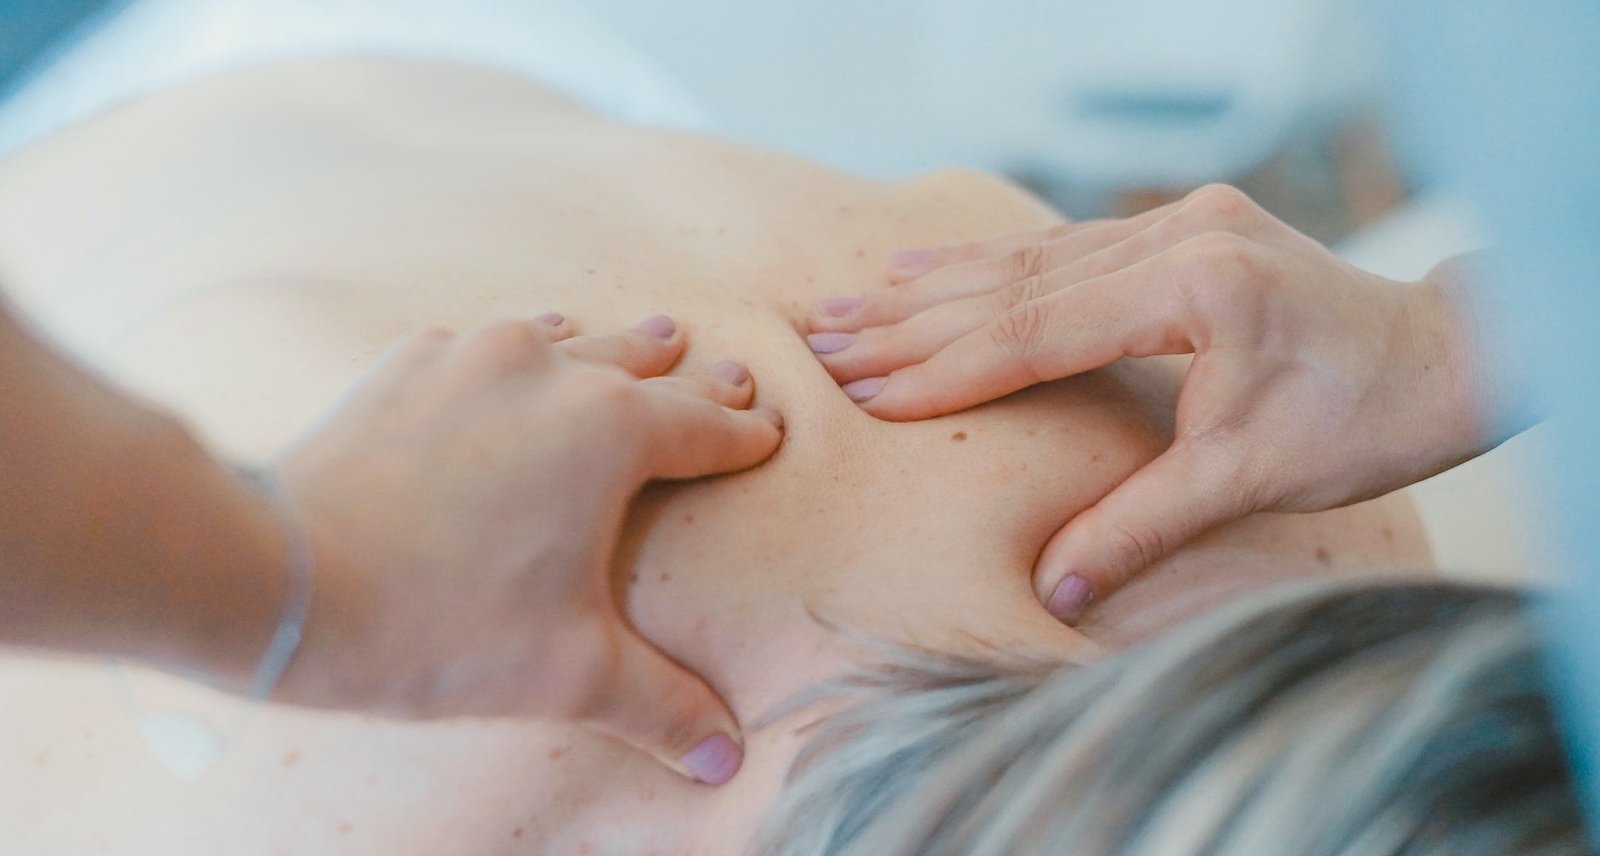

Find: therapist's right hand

[807,185,1495,624]
[268,313,782,785]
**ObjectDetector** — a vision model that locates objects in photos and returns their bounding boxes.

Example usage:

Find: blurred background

[0,0,1446,240]
[0,0,1538,581]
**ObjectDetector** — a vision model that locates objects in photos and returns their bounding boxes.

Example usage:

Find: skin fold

[0,59,1432,854]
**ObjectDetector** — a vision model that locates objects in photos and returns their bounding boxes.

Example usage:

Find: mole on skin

[951,431,967,443]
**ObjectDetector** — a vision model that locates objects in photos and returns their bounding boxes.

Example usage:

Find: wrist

[255,466,380,712]
[1402,265,1498,468]
[153,436,297,690]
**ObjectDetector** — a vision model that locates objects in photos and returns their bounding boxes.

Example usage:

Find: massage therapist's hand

[806,184,1490,622]
[268,313,782,784]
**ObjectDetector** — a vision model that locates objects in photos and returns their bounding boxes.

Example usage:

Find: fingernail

[681,733,742,785]
[754,406,785,430]
[806,332,855,354]
[889,248,936,277]
[536,312,565,326]
[710,360,749,385]
[1046,574,1094,623]
[814,297,862,318]
[634,314,677,339]
[842,376,887,403]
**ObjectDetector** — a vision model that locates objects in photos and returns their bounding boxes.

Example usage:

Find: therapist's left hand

[268,313,782,784]
[804,185,1491,623]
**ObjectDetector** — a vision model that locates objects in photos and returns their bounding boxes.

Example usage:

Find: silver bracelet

[236,465,315,704]
[115,465,315,779]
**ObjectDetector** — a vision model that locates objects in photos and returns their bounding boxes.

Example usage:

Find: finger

[1032,439,1256,623]
[808,280,1040,384]
[456,313,575,353]
[856,250,1193,421]
[886,184,1257,285]
[556,314,685,378]
[814,220,1219,385]
[637,387,783,480]
[581,624,745,785]
[638,361,756,409]
[816,201,1188,335]
[449,319,568,375]
[886,222,1077,282]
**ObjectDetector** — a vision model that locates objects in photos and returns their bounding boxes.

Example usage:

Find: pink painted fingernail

[889,248,937,277]
[710,360,749,385]
[842,376,887,403]
[814,297,862,318]
[536,312,565,326]
[681,733,743,785]
[806,332,855,354]
[1046,574,1094,623]
[634,314,677,339]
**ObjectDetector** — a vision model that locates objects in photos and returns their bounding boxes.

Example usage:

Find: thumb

[581,624,746,786]
[1033,441,1254,623]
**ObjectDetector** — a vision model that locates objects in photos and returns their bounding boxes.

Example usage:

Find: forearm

[0,302,286,688]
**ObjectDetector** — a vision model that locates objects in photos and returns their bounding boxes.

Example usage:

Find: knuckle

[993,273,1046,312]
[572,367,643,417]
[465,322,549,370]
[1100,520,1166,580]
[1188,231,1258,270]
[1176,232,1267,311]
[986,299,1055,383]
[1007,244,1049,280]
[1186,183,1256,222]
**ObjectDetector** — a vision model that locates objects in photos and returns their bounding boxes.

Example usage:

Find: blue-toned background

[0,0,115,91]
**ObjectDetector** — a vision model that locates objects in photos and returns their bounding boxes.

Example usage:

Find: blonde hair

[757,582,1588,855]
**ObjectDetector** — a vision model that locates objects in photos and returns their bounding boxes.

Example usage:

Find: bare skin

[0,59,1432,854]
